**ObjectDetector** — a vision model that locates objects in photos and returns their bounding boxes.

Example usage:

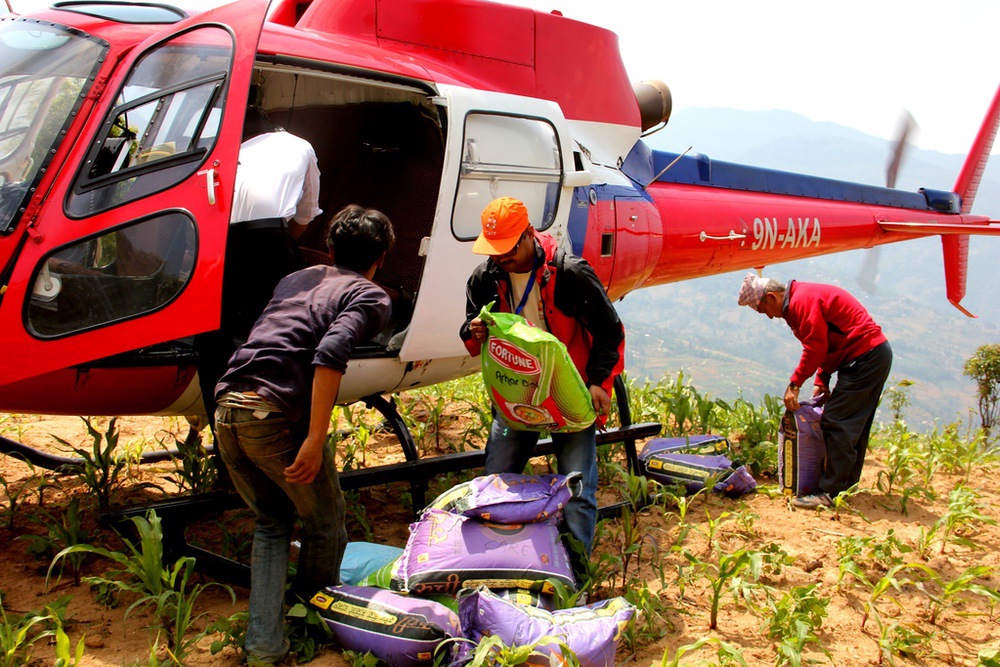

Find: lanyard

[514,270,536,316]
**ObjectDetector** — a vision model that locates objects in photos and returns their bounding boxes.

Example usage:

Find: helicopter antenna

[4,0,13,13]
[646,146,692,186]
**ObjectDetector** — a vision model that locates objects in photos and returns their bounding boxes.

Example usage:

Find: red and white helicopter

[0,0,998,457]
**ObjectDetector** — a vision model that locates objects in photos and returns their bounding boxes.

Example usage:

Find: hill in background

[617,108,1000,428]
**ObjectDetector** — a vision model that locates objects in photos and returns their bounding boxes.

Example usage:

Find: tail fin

[943,83,1000,316]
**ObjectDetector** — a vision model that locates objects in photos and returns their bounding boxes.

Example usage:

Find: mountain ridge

[617,107,1000,429]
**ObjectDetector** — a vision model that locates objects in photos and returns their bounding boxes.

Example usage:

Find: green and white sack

[479,305,595,433]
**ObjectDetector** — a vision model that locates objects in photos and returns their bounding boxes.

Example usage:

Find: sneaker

[791,492,832,509]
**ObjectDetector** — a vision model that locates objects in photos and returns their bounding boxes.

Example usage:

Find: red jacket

[783,280,888,388]
[460,233,625,397]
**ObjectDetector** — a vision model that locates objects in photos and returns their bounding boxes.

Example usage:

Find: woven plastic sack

[395,509,575,597]
[778,400,826,496]
[458,587,635,667]
[638,434,731,457]
[310,585,460,667]
[480,306,595,432]
[640,450,755,497]
[425,472,579,524]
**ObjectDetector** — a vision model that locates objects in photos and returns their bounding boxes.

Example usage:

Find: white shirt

[510,271,549,332]
[230,131,322,227]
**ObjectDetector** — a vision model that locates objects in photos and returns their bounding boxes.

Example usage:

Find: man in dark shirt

[214,205,394,666]
[738,272,892,510]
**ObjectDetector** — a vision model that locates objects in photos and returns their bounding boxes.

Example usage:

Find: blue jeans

[484,416,598,556]
[215,406,347,664]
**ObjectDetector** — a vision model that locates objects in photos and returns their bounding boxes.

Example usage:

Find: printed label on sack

[488,339,541,375]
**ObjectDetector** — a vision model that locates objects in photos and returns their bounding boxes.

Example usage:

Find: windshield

[0,18,106,233]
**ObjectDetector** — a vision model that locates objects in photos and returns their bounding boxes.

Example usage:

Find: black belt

[235,217,287,232]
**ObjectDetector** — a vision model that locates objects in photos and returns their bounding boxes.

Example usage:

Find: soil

[1,411,999,666]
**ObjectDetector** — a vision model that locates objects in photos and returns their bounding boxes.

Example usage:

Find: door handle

[197,167,218,206]
[699,230,746,242]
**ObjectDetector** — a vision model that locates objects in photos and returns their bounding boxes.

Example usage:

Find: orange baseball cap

[473,197,531,255]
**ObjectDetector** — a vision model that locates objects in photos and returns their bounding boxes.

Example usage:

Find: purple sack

[396,509,576,596]
[640,451,735,494]
[638,434,731,458]
[458,588,635,667]
[310,585,460,667]
[778,400,826,496]
[425,472,578,524]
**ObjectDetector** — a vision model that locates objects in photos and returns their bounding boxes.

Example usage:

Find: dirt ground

[1,412,999,666]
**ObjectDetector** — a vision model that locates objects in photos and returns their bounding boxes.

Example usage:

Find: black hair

[327,205,395,273]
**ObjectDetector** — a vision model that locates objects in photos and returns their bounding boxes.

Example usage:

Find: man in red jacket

[460,197,625,559]
[738,273,892,509]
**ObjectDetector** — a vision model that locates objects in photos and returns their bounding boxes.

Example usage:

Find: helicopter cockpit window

[67,27,232,218]
[452,113,561,240]
[0,18,105,234]
[27,212,196,338]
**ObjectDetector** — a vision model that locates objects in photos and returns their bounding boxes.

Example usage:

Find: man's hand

[590,385,612,417]
[285,435,324,485]
[468,317,488,345]
[812,384,830,402]
[783,384,800,411]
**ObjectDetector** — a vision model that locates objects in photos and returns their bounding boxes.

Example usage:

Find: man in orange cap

[460,196,625,560]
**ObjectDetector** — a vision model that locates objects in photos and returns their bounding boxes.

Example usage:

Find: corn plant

[867,611,933,667]
[50,611,86,667]
[684,546,762,630]
[913,564,1000,625]
[0,600,50,667]
[0,469,32,530]
[20,498,90,586]
[657,636,748,667]
[620,582,674,654]
[763,584,830,667]
[47,510,235,664]
[161,430,216,494]
[923,486,997,556]
[53,417,128,511]
[460,632,582,666]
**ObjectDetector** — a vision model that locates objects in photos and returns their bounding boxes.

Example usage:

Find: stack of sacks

[638,435,757,497]
[311,473,635,667]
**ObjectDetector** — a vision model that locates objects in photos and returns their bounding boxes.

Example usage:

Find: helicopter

[1,0,998,465]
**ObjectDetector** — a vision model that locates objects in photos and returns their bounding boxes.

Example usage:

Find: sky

[505,0,999,157]
[7,0,998,155]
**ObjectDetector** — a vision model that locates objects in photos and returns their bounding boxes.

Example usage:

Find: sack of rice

[458,587,635,667]
[777,399,826,496]
[480,306,595,432]
[310,585,460,667]
[395,509,575,597]
[425,472,579,524]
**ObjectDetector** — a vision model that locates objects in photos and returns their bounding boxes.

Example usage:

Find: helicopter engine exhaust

[633,79,672,133]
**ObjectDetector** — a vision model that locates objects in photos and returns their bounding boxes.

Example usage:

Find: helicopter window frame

[452,111,562,241]
[65,25,235,220]
[25,209,198,339]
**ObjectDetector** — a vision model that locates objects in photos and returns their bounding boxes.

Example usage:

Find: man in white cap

[738,272,892,509]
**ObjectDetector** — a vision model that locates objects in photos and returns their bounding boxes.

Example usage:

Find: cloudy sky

[7,0,998,155]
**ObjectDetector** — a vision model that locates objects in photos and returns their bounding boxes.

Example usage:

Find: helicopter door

[397,86,575,363]
[0,1,267,386]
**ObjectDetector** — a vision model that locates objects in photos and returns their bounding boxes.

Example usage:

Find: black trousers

[819,341,893,496]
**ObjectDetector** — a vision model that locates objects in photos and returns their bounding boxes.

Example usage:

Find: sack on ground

[311,585,460,667]
[778,400,825,496]
[480,306,595,432]
[425,472,579,524]
[395,509,576,596]
[639,448,756,497]
[458,587,635,667]
[638,434,731,457]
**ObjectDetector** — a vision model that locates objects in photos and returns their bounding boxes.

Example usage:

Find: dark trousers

[819,341,893,496]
